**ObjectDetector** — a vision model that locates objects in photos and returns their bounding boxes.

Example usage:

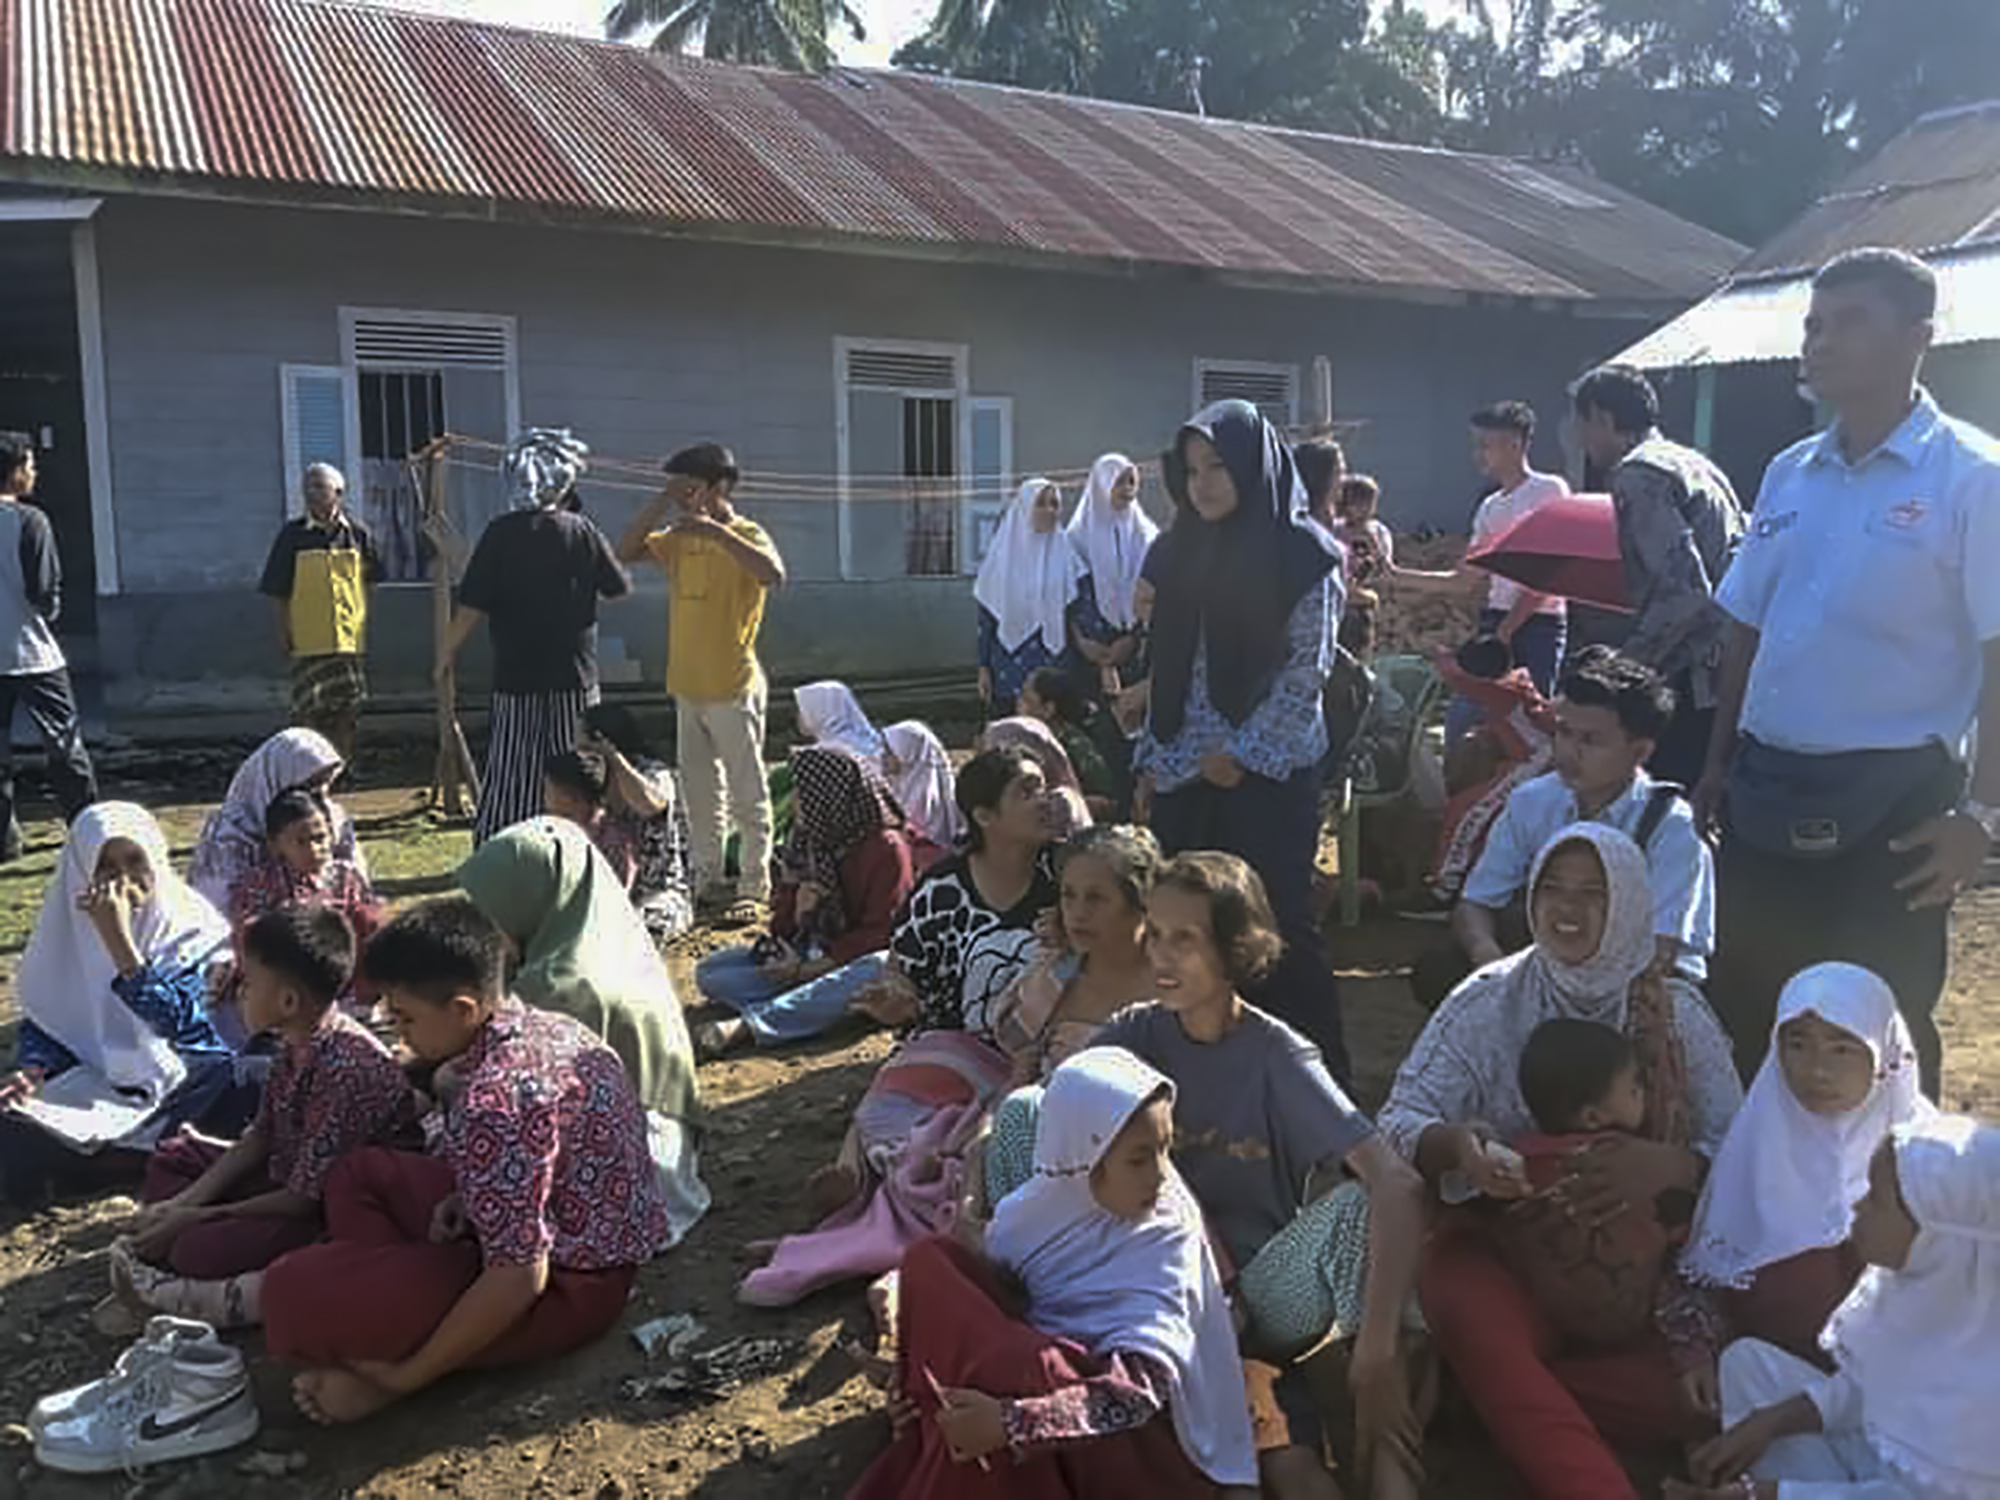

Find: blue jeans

[695,948,891,1047]
[1445,608,1567,744]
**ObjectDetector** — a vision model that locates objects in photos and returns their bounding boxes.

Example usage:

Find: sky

[374,0,1464,67]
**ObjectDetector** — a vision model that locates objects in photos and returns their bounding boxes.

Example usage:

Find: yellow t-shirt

[652,516,775,702]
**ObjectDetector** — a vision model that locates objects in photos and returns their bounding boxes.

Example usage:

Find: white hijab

[1822,1114,2000,1499]
[1686,963,1928,1289]
[986,1047,1258,1487]
[18,803,232,1102]
[973,478,1084,654]
[881,719,962,848]
[793,680,885,763]
[1067,453,1156,631]
[187,728,362,910]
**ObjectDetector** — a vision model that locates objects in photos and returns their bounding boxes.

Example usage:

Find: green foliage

[890,0,2000,243]
[605,0,865,72]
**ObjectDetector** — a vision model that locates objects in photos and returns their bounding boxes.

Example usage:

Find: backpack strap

[1633,782,1685,850]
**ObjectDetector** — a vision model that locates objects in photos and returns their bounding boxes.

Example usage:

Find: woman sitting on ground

[1683,963,1929,1370]
[734,748,1057,1309]
[1018,667,1122,821]
[881,719,964,850]
[0,805,250,1204]
[1378,823,1744,1500]
[1000,852,1426,1500]
[456,818,708,1248]
[188,728,366,914]
[579,704,697,942]
[695,745,939,1059]
[542,748,639,891]
[852,1047,1259,1499]
[979,714,1093,841]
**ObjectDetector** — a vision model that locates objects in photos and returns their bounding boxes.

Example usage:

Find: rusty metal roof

[1740,101,2000,279]
[0,0,1744,302]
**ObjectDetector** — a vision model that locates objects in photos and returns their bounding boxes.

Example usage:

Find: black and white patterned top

[890,852,1057,1034]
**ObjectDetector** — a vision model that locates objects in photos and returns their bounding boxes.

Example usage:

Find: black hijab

[1148,401,1339,739]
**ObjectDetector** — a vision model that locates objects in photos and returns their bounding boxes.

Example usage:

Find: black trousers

[1710,769,1958,1100]
[0,667,98,851]
[1152,765,1352,1085]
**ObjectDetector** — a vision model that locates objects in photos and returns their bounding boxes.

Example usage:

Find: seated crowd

[2,376,1996,1500]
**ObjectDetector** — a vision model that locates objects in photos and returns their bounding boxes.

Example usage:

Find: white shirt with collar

[1471,470,1570,617]
[1462,767,1714,978]
[1717,391,2000,755]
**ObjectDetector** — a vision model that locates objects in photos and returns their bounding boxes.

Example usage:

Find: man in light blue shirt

[1450,648,1712,982]
[1699,249,2000,1097]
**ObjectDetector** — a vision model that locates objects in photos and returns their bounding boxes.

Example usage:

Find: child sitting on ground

[1671,1114,2000,1500]
[1481,1018,1699,1354]
[1018,666,1120,821]
[226,789,381,1017]
[259,897,676,1426]
[543,749,638,891]
[851,1047,1259,1499]
[114,905,417,1325]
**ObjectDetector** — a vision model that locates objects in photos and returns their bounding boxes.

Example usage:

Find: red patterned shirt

[259,1009,418,1199]
[228,857,382,952]
[441,1000,669,1271]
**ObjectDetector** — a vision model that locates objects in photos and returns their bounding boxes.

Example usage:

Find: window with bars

[837,339,974,581]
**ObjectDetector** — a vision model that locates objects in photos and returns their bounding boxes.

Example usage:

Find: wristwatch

[1956,798,2000,844]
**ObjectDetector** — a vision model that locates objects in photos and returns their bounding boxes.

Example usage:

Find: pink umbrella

[1464,492,1632,614]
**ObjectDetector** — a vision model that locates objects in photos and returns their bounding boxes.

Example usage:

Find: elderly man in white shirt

[1698,248,2000,1100]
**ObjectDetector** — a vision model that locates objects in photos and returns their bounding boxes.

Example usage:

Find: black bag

[1726,738,1960,859]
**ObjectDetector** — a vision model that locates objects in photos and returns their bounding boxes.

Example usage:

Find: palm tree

[904,0,1102,88]
[604,0,865,73]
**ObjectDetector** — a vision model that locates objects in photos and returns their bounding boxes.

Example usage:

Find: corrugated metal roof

[1613,250,2000,370]
[0,0,1745,301]
[1613,102,2000,370]
[1742,101,2000,278]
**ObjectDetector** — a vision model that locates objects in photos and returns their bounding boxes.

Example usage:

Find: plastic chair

[1335,653,1449,926]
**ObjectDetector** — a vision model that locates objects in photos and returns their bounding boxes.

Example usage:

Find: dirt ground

[0,751,1994,1500]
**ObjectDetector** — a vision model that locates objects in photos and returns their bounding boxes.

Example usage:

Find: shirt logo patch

[1884,497,1931,530]
[1753,510,1799,540]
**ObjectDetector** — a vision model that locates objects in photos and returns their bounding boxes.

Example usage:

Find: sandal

[694,1019,749,1062]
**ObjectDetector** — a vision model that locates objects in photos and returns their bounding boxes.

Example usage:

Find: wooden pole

[418,442,478,819]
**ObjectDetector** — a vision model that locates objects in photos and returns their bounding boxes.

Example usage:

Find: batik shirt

[227,858,378,939]
[441,1000,670,1270]
[1001,1351,1173,1450]
[259,1009,416,1199]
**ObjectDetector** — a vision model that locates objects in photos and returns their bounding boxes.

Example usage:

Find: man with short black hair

[1453,647,1712,984]
[619,444,784,925]
[1450,403,1571,741]
[1701,246,2000,1098]
[0,430,96,860]
[1573,364,1745,786]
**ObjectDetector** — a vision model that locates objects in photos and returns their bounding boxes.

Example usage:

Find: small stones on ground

[237,1450,308,1478]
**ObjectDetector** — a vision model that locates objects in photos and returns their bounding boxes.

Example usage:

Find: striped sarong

[290,653,367,726]
[474,688,590,844]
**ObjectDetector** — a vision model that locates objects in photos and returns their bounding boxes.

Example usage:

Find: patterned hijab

[780,745,905,903]
[458,818,697,1125]
[505,428,589,511]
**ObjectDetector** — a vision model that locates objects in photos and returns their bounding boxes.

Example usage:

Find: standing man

[1448,402,1570,742]
[1573,365,1745,787]
[1699,249,2000,1099]
[260,463,382,765]
[619,444,784,928]
[0,431,97,859]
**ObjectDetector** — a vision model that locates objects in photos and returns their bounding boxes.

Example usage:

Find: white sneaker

[35,1329,258,1474]
[29,1316,224,1435]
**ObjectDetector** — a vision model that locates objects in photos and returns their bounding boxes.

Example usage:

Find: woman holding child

[1379,823,1743,1500]
[188,727,365,913]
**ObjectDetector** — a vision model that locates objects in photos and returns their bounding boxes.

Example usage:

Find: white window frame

[832,336,971,582]
[279,363,348,518]
[964,395,1015,578]
[339,307,520,584]
[1193,357,1300,429]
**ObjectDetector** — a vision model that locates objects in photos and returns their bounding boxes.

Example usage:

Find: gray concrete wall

[87,195,1657,714]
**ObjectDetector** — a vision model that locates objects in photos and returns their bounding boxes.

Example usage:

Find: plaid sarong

[291,652,368,724]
